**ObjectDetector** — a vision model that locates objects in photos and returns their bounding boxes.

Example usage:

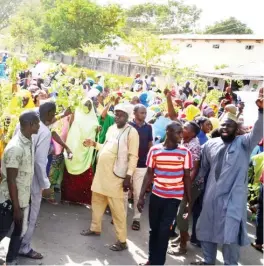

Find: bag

[113,126,132,179]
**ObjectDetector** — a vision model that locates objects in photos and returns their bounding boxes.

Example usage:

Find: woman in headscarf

[195,116,213,145]
[139,92,149,107]
[62,98,99,205]
[7,90,35,114]
[184,101,201,121]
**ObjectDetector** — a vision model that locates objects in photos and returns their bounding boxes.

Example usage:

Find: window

[186,44,192,48]
[212,44,220,49]
[245,45,254,50]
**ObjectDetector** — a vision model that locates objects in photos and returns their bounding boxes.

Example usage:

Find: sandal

[251,242,263,253]
[80,229,100,236]
[19,249,43,259]
[109,241,128,251]
[190,261,207,265]
[132,220,140,231]
[167,246,187,256]
[170,235,181,247]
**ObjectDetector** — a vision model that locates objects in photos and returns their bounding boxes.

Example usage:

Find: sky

[97,0,264,35]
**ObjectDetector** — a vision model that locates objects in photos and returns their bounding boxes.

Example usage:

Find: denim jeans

[148,193,181,265]
[0,200,28,263]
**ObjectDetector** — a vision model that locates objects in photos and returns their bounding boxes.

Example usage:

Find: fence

[46,52,162,77]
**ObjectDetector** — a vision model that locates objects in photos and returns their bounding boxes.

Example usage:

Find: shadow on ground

[0,197,263,265]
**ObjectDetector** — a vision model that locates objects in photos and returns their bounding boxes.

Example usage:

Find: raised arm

[241,93,263,152]
[164,89,179,121]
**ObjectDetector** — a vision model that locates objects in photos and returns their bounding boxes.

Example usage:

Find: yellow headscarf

[209,117,220,131]
[185,105,201,121]
[6,90,35,115]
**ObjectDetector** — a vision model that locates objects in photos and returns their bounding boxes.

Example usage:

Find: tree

[124,0,202,35]
[44,0,125,52]
[126,30,175,69]
[0,0,21,31]
[205,17,253,34]
[8,4,45,63]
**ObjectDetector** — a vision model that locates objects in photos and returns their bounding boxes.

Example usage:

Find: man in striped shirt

[137,122,193,265]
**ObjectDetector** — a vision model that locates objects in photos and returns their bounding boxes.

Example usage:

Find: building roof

[161,34,264,41]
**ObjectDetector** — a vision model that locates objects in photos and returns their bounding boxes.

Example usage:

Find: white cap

[114,103,132,117]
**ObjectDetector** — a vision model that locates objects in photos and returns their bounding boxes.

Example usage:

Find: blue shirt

[197,130,208,146]
[129,121,153,168]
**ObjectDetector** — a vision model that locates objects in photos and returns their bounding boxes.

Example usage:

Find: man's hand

[83,139,96,147]
[137,197,145,213]
[13,207,23,227]
[164,88,171,97]
[123,175,131,192]
[256,88,263,109]
[66,148,73,160]
[96,126,102,134]
[42,188,52,198]
[183,205,191,220]
[238,102,245,113]
[63,107,72,117]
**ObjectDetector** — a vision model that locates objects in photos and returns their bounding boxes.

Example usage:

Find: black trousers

[191,191,204,243]
[256,184,263,245]
[0,201,24,263]
[148,193,181,265]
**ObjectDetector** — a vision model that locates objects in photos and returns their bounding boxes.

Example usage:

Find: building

[160,34,264,71]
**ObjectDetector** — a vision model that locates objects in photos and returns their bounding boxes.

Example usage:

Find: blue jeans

[148,193,181,265]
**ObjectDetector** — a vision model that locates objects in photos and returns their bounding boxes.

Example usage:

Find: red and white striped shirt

[147,144,193,200]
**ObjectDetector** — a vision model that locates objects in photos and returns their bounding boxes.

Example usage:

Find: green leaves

[6,57,28,83]
[124,1,201,35]
[44,0,124,52]
[126,30,174,68]
[205,17,253,34]
[0,0,22,30]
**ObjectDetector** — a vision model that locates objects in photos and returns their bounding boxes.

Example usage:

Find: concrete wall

[47,52,162,77]
[165,39,264,71]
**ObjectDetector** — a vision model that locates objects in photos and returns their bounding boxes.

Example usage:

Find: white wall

[165,40,264,71]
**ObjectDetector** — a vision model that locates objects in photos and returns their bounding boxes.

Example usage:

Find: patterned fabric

[48,153,65,200]
[146,144,193,200]
[183,137,201,162]
[62,167,93,205]
[0,131,34,208]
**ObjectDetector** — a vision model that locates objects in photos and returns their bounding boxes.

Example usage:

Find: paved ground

[0,198,263,265]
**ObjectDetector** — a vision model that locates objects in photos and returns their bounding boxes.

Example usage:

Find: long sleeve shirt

[92,124,139,198]
[32,122,52,194]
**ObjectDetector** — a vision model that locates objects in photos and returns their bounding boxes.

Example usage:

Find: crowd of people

[0,62,263,265]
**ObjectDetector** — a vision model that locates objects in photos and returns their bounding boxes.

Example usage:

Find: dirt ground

[0,199,262,265]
